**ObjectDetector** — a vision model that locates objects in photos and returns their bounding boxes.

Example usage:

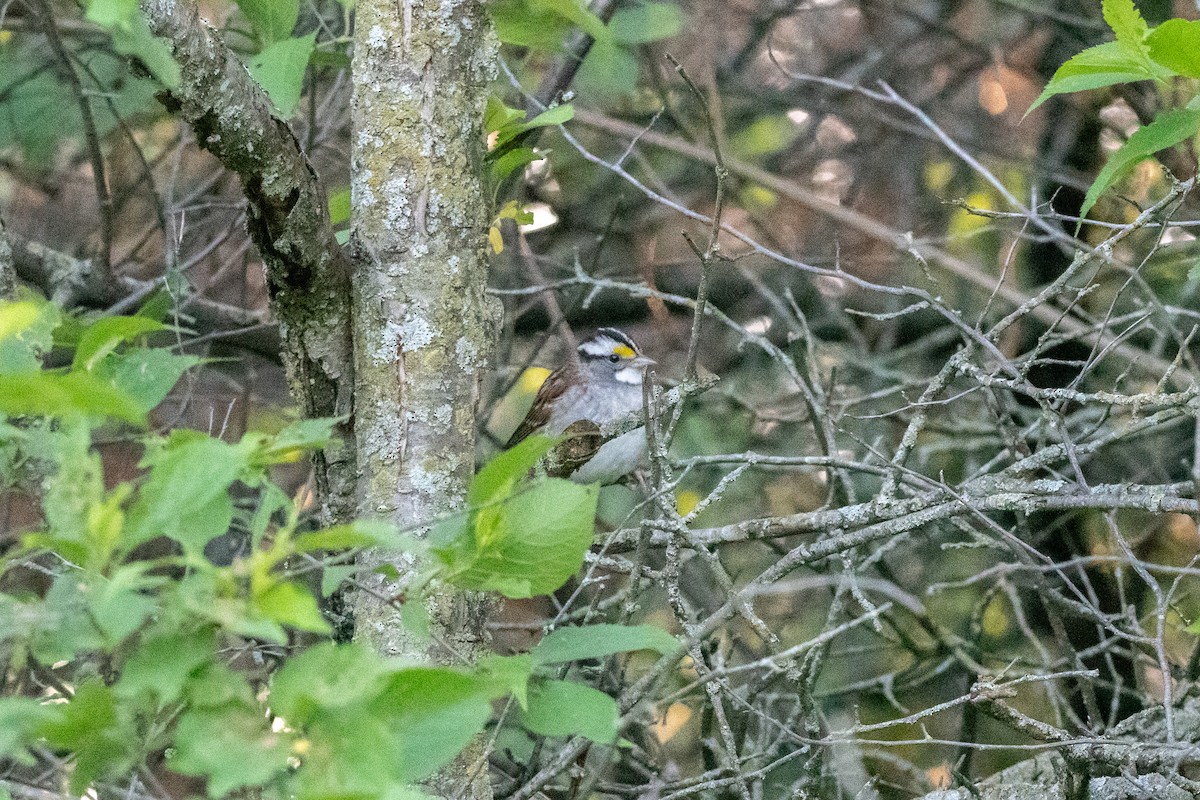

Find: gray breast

[543,380,644,435]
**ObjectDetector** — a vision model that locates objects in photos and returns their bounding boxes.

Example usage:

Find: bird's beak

[634,355,657,369]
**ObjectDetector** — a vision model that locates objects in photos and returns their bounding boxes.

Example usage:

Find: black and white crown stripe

[577,328,641,359]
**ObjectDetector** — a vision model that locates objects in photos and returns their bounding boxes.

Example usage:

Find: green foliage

[329,186,352,244]
[0,299,654,798]
[531,622,678,664]
[486,97,575,184]
[490,0,683,97]
[84,0,181,88]
[1081,107,1200,217]
[433,436,600,598]
[608,3,684,43]
[249,32,318,118]
[1145,19,1200,78]
[0,41,163,169]
[236,0,301,44]
[0,298,193,426]
[1030,0,1200,218]
[520,678,620,743]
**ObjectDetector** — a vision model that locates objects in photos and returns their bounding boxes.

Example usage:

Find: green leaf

[0,698,53,760]
[293,521,395,552]
[1027,41,1164,113]
[489,147,541,182]
[477,654,533,708]
[0,370,146,425]
[400,599,432,641]
[442,476,598,598]
[117,628,216,707]
[486,97,526,135]
[85,566,161,643]
[608,3,683,44]
[491,4,573,50]
[183,660,257,709]
[492,104,574,149]
[270,642,388,724]
[1146,18,1200,78]
[532,623,677,665]
[520,679,618,743]
[110,14,182,88]
[73,315,166,372]
[247,32,316,118]
[250,482,290,548]
[254,581,332,634]
[125,435,252,552]
[133,286,174,322]
[292,712,399,799]
[320,564,358,597]
[490,0,610,49]
[85,0,137,27]
[731,114,801,159]
[36,425,105,565]
[261,416,344,461]
[92,347,200,414]
[1102,0,1147,50]
[24,575,108,663]
[469,435,557,507]
[0,301,45,345]
[537,0,608,40]
[170,705,291,795]
[327,187,351,225]
[376,668,493,782]
[524,103,575,130]
[0,299,58,375]
[576,39,641,98]
[236,0,300,43]
[38,681,138,793]
[1081,107,1200,219]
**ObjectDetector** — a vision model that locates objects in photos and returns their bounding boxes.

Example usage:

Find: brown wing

[506,367,572,447]
[547,420,602,478]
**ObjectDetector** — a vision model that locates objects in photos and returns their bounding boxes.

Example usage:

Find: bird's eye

[609,353,621,363]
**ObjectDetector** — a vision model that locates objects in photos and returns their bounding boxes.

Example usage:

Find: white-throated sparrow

[507,328,655,484]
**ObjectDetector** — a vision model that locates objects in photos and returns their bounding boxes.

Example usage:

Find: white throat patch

[614,366,642,385]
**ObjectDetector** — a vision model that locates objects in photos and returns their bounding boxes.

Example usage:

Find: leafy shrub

[0,298,676,800]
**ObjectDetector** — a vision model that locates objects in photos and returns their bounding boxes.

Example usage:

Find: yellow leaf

[488,226,504,254]
[651,703,692,743]
[676,490,701,517]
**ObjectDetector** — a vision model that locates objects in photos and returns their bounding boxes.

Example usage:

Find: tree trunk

[348,0,498,795]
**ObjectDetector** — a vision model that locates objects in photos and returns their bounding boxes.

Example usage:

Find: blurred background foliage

[3,0,1200,797]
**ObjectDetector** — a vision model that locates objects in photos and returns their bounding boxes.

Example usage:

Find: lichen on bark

[348,0,499,667]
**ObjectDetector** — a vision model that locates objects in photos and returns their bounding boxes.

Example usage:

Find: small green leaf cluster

[1031,0,1200,219]
[486,98,575,185]
[0,299,679,798]
[0,296,198,426]
[83,0,181,88]
[491,0,684,98]
[231,0,341,118]
[433,435,600,598]
[0,28,164,169]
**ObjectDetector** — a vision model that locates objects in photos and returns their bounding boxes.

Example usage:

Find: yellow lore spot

[612,344,635,359]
